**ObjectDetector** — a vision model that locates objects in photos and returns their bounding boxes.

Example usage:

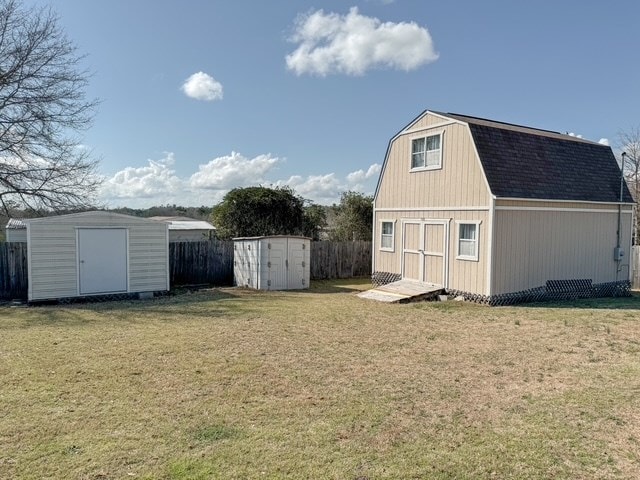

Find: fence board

[0,240,372,299]
[169,240,234,287]
[310,241,371,280]
[0,242,28,300]
[633,246,640,290]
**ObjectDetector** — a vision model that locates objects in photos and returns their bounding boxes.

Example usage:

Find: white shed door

[78,228,128,295]
[287,239,307,289]
[267,240,287,290]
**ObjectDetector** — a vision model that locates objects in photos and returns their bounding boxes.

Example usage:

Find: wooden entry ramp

[358,279,445,303]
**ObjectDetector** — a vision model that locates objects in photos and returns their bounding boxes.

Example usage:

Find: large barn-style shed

[372,111,635,304]
[23,211,169,302]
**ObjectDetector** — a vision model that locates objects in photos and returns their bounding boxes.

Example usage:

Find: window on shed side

[411,133,442,170]
[380,221,394,251]
[457,223,478,261]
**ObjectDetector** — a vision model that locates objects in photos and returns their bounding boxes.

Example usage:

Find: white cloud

[347,163,381,183]
[190,152,281,189]
[276,173,344,205]
[181,72,223,101]
[286,7,438,76]
[100,152,380,208]
[102,153,183,201]
[273,163,381,205]
[598,138,610,146]
[567,132,583,139]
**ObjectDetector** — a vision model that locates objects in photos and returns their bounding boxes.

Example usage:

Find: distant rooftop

[6,218,25,229]
[149,216,216,231]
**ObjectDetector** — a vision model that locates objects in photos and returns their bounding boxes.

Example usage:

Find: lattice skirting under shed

[371,271,401,287]
[371,272,631,306]
[447,280,631,306]
[29,291,168,305]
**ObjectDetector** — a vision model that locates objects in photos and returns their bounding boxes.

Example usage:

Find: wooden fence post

[633,246,640,290]
[0,242,28,300]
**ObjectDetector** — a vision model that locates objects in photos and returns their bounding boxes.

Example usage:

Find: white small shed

[149,216,216,242]
[5,218,27,242]
[233,236,311,290]
[23,211,169,301]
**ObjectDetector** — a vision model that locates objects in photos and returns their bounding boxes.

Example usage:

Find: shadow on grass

[0,288,266,329]
[517,291,640,310]
[308,277,372,294]
[0,278,373,329]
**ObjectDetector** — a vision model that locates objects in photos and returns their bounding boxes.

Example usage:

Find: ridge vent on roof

[430,111,603,145]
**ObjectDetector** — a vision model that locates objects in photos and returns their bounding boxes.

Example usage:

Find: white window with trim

[380,220,395,251]
[457,221,480,261]
[411,133,442,170]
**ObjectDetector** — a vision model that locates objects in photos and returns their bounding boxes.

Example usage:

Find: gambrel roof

[380,110,634,204]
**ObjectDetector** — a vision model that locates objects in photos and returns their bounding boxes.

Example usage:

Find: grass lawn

[2,280,640,479]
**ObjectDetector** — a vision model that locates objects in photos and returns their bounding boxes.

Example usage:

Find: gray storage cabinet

[23,211,169,301]
[233,236,311,290]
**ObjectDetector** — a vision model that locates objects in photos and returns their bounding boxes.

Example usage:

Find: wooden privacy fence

[633,246,640,290]
[0,240,372,298]
[0,242,28,300]
[310,241,371,280]
[169,240,234,286]
[169,240,371,285]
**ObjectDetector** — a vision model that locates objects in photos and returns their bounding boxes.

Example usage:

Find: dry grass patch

[1,280,640,479]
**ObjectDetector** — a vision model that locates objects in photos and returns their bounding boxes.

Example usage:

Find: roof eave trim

[495,196,636,205]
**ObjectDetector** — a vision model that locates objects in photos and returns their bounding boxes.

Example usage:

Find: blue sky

[25,0,640,207]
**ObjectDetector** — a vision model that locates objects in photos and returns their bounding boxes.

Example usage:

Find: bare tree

[0,0,100,216]
[617,126,640,242]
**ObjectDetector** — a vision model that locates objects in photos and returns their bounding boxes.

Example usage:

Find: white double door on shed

[263,239,308,289]
[77,228,128,295]
[401,219,449,286]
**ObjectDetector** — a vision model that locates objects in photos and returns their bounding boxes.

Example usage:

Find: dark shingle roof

[438,112,634,203]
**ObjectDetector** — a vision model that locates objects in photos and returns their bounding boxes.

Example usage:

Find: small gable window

[457,222,480,261]
[411,133,442,170]
[380,221,395,251]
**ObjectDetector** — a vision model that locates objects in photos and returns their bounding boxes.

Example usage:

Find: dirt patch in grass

[1,284,640,478]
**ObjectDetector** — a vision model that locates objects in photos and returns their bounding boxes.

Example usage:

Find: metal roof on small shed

[6,218,25,229]
[149,216,216,231]
[233,235,312,241]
